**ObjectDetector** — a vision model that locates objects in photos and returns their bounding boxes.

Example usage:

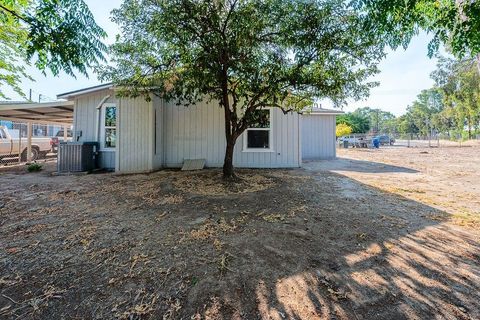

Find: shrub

[336,123,353,137]
[27,163,43,172]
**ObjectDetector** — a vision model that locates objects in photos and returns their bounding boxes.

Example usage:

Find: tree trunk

[468,115,472,139]
[220,78,239,180]
[223,136,236,179]
[477,54,480,75]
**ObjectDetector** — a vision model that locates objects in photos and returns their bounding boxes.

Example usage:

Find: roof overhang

[57,83,113,99]
[0,101,74,125]
[303,108,344,115]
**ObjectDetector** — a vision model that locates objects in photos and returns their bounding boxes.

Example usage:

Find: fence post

[27,122,32,162]
[18,128,22,164]
[63,125,68,142]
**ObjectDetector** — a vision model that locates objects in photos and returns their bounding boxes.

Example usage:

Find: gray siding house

[58,84,342,173]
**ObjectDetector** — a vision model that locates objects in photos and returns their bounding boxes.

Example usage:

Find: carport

[0,101,74,162]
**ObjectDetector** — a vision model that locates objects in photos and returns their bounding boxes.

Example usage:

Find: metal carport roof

[0,101,74,125]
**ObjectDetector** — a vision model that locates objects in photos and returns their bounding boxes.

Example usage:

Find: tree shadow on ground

[0,167,478,319]
[188,170,479,319]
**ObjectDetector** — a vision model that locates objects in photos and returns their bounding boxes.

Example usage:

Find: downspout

[298,113,302,167]
[95,95,111,143]
[162,98,166,168]
[94,95,111,170]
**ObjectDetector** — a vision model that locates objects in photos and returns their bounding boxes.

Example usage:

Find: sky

[4,0,446,117]
[335,33,446,116]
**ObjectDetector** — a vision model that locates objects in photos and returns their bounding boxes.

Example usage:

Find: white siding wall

[116,97,154,173]
[301,115,337,160]
[74,91,339,172]
[162,100,301,168]
[73,89,118,169]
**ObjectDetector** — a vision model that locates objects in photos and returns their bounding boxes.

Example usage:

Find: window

[56,130,73,138]
[102,104,117,149]
[243,109,273,151]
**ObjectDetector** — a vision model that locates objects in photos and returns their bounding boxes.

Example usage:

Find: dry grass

[1,154,479,319]
[173,170,276,195]
[185,218,239,242]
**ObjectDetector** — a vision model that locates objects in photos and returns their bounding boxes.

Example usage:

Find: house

[57,84,343,173]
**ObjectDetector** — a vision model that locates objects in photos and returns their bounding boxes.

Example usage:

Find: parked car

[50,129,73,153]
[0,126,52,161]
[376,135,395,146]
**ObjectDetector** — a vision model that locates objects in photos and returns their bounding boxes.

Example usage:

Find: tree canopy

[432,57,480,137]
[372,56,480,139]
[353,107,396,133]
[399,88,444,136]
[100,0,386,178]
[336,112,371,134]
[353,0,480,58]
[0,0,106,99]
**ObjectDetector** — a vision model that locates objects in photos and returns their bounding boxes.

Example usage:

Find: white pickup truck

[338,134,370,148]
[0,126,52,161]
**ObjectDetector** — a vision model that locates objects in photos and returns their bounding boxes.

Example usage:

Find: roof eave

[0,100,74,111]
[307,112,345,115]
[303,109,344,115]
[57,83,114,100]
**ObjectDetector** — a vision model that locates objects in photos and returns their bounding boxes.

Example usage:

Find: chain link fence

[337,132,480,149]
[0,120,65,166]
[390,133,480,148]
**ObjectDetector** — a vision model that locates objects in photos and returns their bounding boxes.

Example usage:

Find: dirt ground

[330,142,480,229]
[0,146,479,319]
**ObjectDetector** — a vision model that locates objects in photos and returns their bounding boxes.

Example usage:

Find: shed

[301,109,344,160]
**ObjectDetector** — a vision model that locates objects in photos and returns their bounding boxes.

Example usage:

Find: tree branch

[0,4,29,24]
[222,0,238,34]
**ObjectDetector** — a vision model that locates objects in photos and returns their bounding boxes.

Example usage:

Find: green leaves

[434,57,480,137]
[100,0,389,174]
[0,0,30,99]
[101,0,385,112]
[25,0,107,77]
[0,0,106,99]
[353,0,480,58]
[336,112,371,134]
[388,56,479,137]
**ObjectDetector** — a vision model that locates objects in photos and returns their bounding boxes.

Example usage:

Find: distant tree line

[336,107,395,134]
[392,56,479,139]
[337,56,480,140]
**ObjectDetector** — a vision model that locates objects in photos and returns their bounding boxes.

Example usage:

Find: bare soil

[331,143,480,228]
[0,146,479,319]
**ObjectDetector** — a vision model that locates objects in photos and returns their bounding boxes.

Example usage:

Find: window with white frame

[102,104,116,149]
[244,108,272,151]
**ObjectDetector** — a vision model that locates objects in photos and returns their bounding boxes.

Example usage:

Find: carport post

[63,125,68,142]
[18,132,22,164]
[27,122,32,162]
